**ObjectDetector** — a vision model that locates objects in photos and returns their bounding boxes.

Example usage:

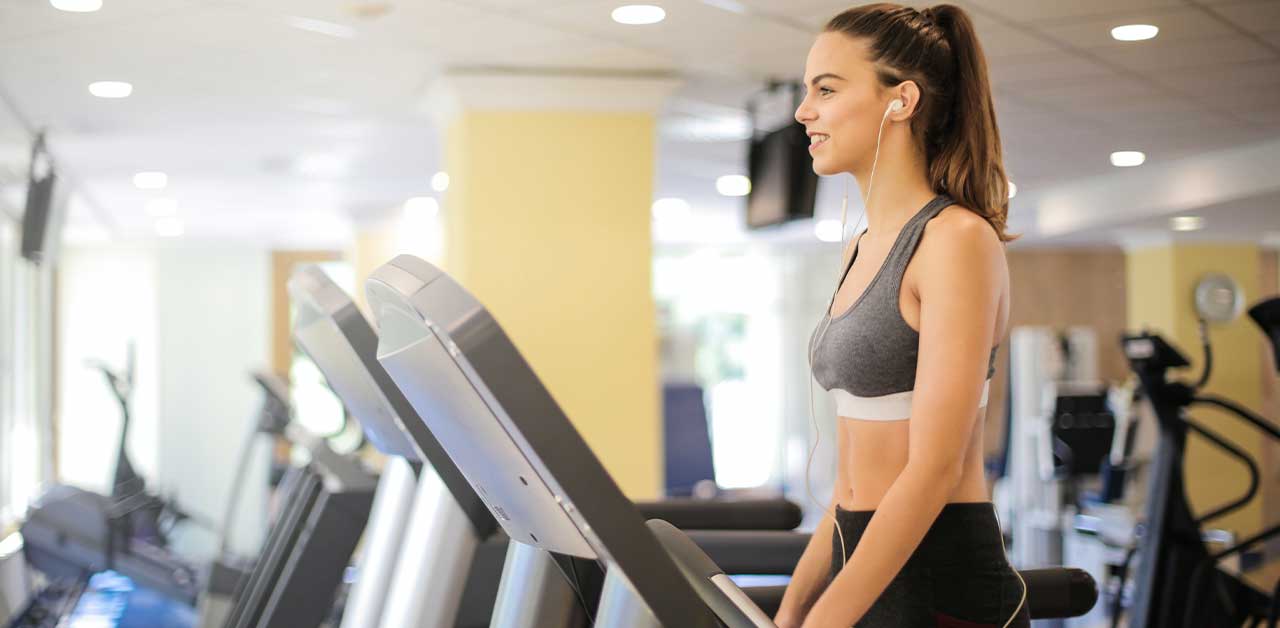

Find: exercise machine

[1118,293,1280,628]
[288,264,810,627]
[366,254,1100,626]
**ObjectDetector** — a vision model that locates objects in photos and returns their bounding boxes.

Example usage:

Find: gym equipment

[366,254,1099,626]
[219,421,376,628]
[288,264,809,627]
[1119,294,1280,628]
[289,264,498,628]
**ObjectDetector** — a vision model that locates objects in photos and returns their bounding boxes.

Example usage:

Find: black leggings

[829,502,1031,628]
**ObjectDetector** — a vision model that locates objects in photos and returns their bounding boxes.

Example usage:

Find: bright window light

[133,171,167,190]
[815,219,842,242]
[51,0,102,12]
[403,196,439,220]
[652,197,690,221]
[145,198,177,217]
[612,5,666,25]
[1008,181,1017,199]
[88,81,132,99]
[431,171,450,192]
[1170,216,1204,232]
[154,217,184,237]
[1111,24,1159,42]
[716,175,751,197]
[1110,151,1146,167]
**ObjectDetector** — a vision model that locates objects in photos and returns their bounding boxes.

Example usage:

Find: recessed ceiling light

[612,4,666,25]
[285,16,356,38]
[1170,216,1204,232]
[1110,151,1146,167]
[716,175,751,197]
[155,217,184,238]
[1111,24,1159,42]
[88,81,132,99]
[431,171,450,192]
[50,0,102,12]
[1008,181,1017,199]
[133,171,168,190]
[815,219,842,242]
[403,196,439,220]
[146,198,177,216]
[651,197,690,221]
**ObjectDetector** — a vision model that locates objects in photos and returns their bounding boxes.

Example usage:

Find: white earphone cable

[804,100,897,572]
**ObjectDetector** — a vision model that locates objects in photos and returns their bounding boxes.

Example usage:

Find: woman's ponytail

[924,5,1014,241]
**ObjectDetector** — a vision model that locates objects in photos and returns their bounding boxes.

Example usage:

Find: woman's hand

[773,611,804,628]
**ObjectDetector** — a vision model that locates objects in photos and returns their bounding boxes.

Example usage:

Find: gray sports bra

[809,195,999,421]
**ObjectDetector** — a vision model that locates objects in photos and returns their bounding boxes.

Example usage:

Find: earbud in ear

[888,98,905,113]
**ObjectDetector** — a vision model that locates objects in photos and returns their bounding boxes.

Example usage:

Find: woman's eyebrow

[809,73,846,86]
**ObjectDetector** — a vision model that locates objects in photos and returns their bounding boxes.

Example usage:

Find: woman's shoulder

[916,204,1005,272]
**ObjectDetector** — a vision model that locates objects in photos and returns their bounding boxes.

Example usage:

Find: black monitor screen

[20,133,64,266]
[746,121,818,229]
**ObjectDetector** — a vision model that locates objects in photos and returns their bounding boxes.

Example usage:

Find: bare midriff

[835,408,990,511]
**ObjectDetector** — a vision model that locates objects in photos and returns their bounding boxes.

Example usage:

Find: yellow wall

[1126,243,1264,537]
[443,110,661,498]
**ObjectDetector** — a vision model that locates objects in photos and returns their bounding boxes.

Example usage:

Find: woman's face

[795,32,893,177]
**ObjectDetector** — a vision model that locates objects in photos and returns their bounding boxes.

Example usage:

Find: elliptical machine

[1119,291,1280,627]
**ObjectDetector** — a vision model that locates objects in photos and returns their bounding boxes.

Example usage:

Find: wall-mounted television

[746,121,819,229]
[20,132,67,266]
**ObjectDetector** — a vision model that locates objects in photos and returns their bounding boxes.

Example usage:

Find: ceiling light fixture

[431,171,450,192]
[1110,151,1146,167]
[716,175,751,197]
[1008,181,1017,199]
[612,5,666,25]
[51,0,102,12]
[88,81,132,98]
[1111,24,1159,42]
[1170,216,1204,232]
[133,171,168,190]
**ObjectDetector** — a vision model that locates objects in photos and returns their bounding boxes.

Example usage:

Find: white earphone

[804,93,906,572]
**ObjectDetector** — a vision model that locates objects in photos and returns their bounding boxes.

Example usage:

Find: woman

[775,4,1027,628]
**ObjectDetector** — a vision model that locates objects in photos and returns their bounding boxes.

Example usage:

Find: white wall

[154,246,270,560]
[56,244,271,561]
[57,245,160,494]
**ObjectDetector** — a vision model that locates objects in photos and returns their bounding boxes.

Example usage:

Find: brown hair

[826,3,1015,241]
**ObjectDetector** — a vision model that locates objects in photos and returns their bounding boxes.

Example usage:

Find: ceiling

[0,0,1277,248]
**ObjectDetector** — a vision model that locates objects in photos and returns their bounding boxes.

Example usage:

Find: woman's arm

[800,212,1005,627]
[775,424,851,627]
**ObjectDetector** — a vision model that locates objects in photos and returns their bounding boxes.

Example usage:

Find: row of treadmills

[8,255,1099,627]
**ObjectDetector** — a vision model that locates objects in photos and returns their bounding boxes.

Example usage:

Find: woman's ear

[892,80,922,121]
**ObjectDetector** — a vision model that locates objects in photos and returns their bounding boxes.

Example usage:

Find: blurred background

[1,1,1279,626]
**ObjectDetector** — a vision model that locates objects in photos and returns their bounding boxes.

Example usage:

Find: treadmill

[365,254,1101,626]
[289,265,503,628]
[288,265,810,627]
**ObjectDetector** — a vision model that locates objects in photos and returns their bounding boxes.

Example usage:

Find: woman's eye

[819,87,834,96]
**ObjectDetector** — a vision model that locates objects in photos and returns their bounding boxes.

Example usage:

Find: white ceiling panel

[988,50,1117,86]
[964,0,1183,24]
[2,0,1280,246]
[1209,1,1280,35]
[1104,36,1277,72]
[531,0,810,69]
[1035,6,1239,50]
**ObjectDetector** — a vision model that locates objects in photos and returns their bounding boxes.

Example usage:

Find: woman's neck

[852,135,935,237]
